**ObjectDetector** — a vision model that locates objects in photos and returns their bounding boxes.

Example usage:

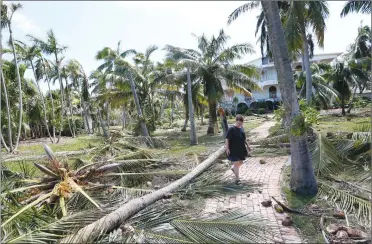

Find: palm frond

[310,133,362,179]
[340,0,371,17]
[171,211,273,243]
[318,181,371,228]
[227,1,260,25]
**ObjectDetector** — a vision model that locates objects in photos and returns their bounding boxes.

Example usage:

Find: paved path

[202,122,303,243]
[249,121,276,142]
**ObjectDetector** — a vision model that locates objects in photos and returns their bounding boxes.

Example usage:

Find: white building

[221,52,342,111]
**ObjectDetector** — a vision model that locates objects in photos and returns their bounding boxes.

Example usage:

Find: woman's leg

[232,160,243,180]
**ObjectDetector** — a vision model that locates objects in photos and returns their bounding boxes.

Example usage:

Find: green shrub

[244,110,253,116]
[61,119,73,136]
[257,101,267,109]
[258,108,266,114]
[274,106,285,123]
[204,113,209,119]
[74,118,83,134]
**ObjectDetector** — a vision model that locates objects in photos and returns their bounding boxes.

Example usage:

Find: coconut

[326,224,340,234]
[335,230,349,239]
[341,227,369,238]
[282,217,293,226]
[261,200,272,207]
[274,204,284,213]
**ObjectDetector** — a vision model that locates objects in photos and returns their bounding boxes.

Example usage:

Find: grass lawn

[313,116,370,134]
[3,116,265,172]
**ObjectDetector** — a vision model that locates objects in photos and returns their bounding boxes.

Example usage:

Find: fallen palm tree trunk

[61,146,226,243]
[3,148,96,162]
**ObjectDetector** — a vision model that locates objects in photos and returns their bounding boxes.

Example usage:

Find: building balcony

[258,79,278,88]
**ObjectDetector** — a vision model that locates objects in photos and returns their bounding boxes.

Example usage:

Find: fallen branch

[271,196,309,216]
[60,146,226,243]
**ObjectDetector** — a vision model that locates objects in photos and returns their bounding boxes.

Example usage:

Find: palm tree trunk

[63,82,74,138]
[64,78,76,137]
[30,62,54,143]
[0,133,10,152]
[347,85,358,114]
[1,73,13,151]
[262,1,318,196]
[122,105,126,130]
[61,146,226,243]
[160,97,167,119]
[106,99,110,130]
[187,68,197,145]
[79,93,84,128]
[201,105,204,124]
[0,60,9,152]
[301,28,313,105]
[341,98,346,116]
[46,77,56,140]
[54,52,64,143]
[207,99,217,134]
[83,102,91,134]
[97,108,108,137]
[127,72,149,137]
[171,94,174,124]
[9,24,23,151]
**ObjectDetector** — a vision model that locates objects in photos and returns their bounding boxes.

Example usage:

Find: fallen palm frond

[310,133,363,179]
[1,142,162,232]
[178,169,259,199]
[171,211,272,243]
[318,181,371,228]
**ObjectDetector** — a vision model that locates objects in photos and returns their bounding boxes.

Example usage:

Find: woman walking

[225,114,251,184]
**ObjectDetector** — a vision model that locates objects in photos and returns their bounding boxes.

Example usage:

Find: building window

[269,86,277,99]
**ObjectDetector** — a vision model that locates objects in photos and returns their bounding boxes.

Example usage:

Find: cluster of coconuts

[326,224,368,242]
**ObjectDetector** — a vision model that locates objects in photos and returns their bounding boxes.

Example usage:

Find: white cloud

[12,11,42,36]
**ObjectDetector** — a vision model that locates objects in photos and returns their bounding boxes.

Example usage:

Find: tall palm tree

[67,59,92,134]
[295,62,339,109]
[59,63,75,137]
[1,65,12,152]
[96,43,153,137]
[165,29,259,134]
[283,1,329,105]
[28,29,67,143]
[261,1,318,195]
[34,55,56,140]
[325,62,352,116]
[187,68,197,145]
[2,3,23,150]
[340,1,371,17]
[14,41,54,143]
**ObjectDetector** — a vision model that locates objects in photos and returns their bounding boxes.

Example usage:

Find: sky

[2,1,371,93]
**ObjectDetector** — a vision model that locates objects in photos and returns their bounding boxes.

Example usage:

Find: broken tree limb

[60,146,226,243]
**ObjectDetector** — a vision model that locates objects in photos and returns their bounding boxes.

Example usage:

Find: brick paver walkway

[202,122,303,243]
